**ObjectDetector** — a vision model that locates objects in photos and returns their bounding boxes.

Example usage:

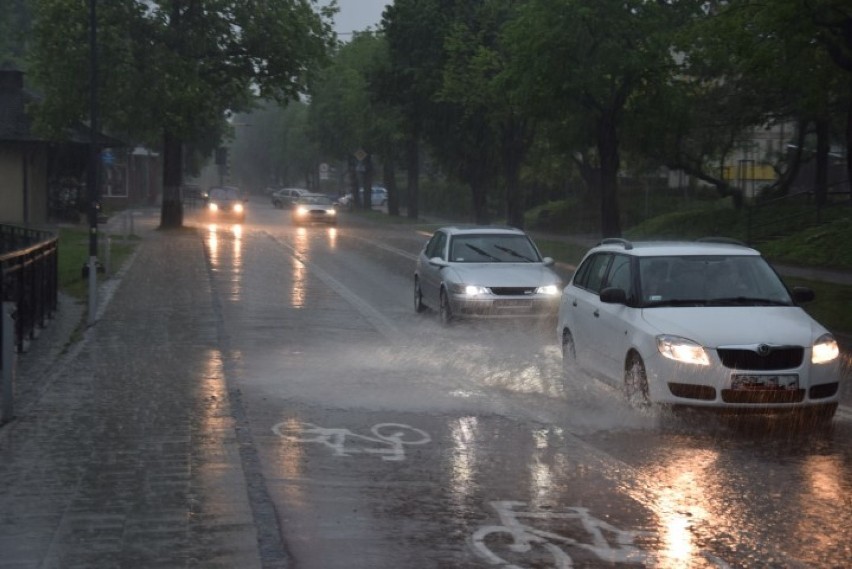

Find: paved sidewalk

[0,212,264,568]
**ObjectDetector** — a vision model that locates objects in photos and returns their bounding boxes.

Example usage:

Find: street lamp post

[86,0,100,325]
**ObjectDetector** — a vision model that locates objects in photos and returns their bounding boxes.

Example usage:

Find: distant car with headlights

[557,238,841,419]
[205,186,245,222]
[414,226,562,324]
[291,193,337,225]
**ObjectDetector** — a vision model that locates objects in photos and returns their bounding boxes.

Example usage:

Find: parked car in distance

[414,226,562,325]
[557,237,841,420]
[272,187,309,209]
[335,186,388,210]
[205,186,245,223]
[291,193,337,225]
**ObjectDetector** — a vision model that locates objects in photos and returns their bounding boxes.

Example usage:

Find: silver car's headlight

[812,334,839,364]
[450,284,488,296]
[535,284,560,296]
[656,335,710,366]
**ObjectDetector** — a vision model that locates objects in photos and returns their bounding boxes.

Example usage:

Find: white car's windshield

[449,234,541,263]
[639,255,793,307]
[209,188,240,201]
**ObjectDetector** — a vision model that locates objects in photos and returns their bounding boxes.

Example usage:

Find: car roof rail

[598,237,633,250]
[696,236,747,246]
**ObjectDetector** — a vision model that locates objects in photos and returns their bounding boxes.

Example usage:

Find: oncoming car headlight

[295,206,308,216]
[812,334,839,364]
[656,335,710,366]
[451,284,488,296]
[233,203,244,213]
[208,203,219,212]
[535,284,560,296]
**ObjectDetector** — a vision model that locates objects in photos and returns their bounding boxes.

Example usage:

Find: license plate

[493,300,533,309]
[731,374,799,391]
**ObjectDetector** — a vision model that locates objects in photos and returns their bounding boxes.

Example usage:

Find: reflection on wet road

[195,205,851,568]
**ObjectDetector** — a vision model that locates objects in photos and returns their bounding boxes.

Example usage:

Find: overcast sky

[330,0,389,36]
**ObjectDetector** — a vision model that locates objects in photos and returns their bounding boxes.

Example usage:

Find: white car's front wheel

[414,278,427,313]
[624,354,651,409]
[561,329,577,377]
[439,289,453,326]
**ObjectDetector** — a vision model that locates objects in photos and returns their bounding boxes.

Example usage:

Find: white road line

[264,231,402,342]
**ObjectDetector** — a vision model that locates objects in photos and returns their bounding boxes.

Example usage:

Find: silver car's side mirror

[542,257,555,267]
[429,257,449,268]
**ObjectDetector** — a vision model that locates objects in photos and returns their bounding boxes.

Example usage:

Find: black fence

[0,225,59,367]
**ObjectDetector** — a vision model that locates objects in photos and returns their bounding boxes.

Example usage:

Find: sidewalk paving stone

[0,211,263,568]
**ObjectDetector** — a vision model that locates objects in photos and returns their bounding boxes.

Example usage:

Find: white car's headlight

[812,334,839,364]
[656,335,710,366]
[234,203,244,213]
[295,206,308,215]
[208,203,218,212]
[327,209,336,215]
[535,284,560,296]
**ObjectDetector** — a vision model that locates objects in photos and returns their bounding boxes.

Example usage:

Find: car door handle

[572,299,577,307]
[593,309,600,318]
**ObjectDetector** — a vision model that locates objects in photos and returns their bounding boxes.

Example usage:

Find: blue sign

[101,149,114,166]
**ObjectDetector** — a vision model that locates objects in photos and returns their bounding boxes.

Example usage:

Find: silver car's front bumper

[450,294,560,319]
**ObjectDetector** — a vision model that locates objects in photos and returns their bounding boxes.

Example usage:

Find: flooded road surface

[191,202,852,568]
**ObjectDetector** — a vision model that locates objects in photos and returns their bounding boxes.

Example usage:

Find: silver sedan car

[414,226,562,324]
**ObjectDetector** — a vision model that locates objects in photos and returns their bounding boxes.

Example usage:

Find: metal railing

[746,183,851,245]
[0,225,59,363]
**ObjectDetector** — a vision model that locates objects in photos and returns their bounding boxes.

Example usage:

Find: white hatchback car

[557,238,841,419]
[414,226,562,324]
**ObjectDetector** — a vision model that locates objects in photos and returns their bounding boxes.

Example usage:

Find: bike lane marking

[272,421,431,462]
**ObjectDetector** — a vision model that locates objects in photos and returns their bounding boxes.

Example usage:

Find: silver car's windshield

[449,234,542,263]
[298,195,334,205]
[639,255,793,307]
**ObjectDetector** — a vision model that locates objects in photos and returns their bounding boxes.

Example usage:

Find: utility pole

[86,0,100,325]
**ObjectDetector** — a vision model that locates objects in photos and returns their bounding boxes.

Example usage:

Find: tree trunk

[361,153,374,210]
[502,120,528,229]
[815,117,829,207]
[847,85,852,203]
[384,158,400,216]
[347,154,360,209]
[597,115,621,238]
[160,132,184,228]
[471,175,490,225]
[405,136,420,220]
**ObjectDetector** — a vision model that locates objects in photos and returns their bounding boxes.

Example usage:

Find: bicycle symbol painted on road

[471,501,650,568]
[272,421,431,461]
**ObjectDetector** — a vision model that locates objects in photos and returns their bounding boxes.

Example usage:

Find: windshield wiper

[707,297,791,306]
[493,245,534,262]
[465,244,502,262]
[644,299,709,307]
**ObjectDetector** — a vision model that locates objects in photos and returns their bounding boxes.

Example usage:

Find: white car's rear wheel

[624,354,651,409]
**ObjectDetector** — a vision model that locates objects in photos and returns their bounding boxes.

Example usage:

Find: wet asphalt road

[190,201,852,568]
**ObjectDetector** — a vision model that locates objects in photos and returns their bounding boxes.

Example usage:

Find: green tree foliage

[504,0,693,237]
[29,0,337,227]
[0,0,33,67]
[681,1,852,205]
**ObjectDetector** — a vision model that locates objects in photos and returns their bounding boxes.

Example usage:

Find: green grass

[534,239,588,268]
[58,227,139,300]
